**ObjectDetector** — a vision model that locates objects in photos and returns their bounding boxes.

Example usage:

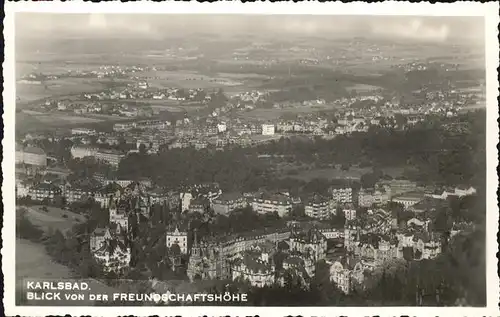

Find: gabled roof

[23,146,46,155]
[235,251,273,274]
[95,238,128,255]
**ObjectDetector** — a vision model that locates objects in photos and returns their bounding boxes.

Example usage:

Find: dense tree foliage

[16,212,44,242]
[360,226,485,306]
[116,111,484,193]
[67,157,115,180]
[118,148,268,192]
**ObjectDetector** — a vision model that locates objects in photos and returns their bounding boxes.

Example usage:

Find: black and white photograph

[3,2,499,316]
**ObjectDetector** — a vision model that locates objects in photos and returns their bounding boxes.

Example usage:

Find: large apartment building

[305,195,334,219]
[251,192,292,217]
[329,187,353,204]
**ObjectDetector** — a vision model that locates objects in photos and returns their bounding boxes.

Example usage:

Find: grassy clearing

[16,111,132,133]
[134,70,244,90]
[283,167,372,181]
[345,83,382,92]
[238,104,334,120]
[15,239,119,306]
[17,205,85,234]
[17,78,106,102]
[15,238,73,301]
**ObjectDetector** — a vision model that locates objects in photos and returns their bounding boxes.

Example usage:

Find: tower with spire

[108,194,130,235]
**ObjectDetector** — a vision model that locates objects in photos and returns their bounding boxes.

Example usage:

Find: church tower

[191,228,201,257]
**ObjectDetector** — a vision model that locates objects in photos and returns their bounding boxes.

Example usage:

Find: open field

[16,110,136,133]
[283,167,373,181]
[216,72,270,80]
[380,166,408,178]
[345,83,382,92]
[23,110,105,124]
[17,61,85,79]
[16,239,119,306]
[133,69,267,94]
[18,205,86,233]
[250,134,283,143]
[16,61,105,78]
[238,105,335,120]
[132,70,243,89]
[282,166,407,182]
[117,99,207,113]
[149,104,206,113]
[16,238,73,298]
[16,111,103,133]
[17,77,108,101]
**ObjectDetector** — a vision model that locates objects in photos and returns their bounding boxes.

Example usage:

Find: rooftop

[306,194,329,205]
[392,191,425,200]
[411,197,448,211]
[215,192,244,202]
[235,251,274,273]
[23,146,46,155]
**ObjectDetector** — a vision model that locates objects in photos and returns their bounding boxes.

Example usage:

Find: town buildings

[396,231,442,260]
[70,145,98,159]
[90,227,113,252]
[329,257,365,294]
[16,144,47,167]
[90,227,131,274]
[232,248,276,287]
[113,122,136,132]
[289,228,328,261]
[261,124,276,136]
[12,66,480,296]
[188,198,209,214]
[353,234,400,265]
[211,192,247,215]
[282,255,315,282]
[108,199,129,234]
[251,192,292,217]
[95,149,125,167]
[187,231,230,281]
[64,182,99,204]
[425,186,477,200]
[391,191,425,208]
[305,195,334,219]
[28,183,62,201]
[166,226,189,254]
[180,192,193,212]
[358,187,390,207]
[329,187,353,204]
[343,206,357,221]
[378,179,418,196]
[71,128,97,136]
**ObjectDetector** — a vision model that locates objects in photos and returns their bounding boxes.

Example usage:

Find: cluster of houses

[15,136,478,293]
[78,176,477,293]
[89,185,150,274]
[15,143,48,167]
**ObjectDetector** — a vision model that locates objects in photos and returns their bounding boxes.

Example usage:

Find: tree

[360,172,380,189]
[303,178,331,196]
[139,143,147,155]
[16,215,44,242]
[433,207,452,233]
[310,260,341,305]
[289,204,306,219]
[394,113,408,128]
[386,201,405,222]
[330,209,346,228]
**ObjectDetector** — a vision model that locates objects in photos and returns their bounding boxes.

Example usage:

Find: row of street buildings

[84,180,475,293]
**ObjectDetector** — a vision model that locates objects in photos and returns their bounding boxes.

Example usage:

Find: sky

[15,13,485,45]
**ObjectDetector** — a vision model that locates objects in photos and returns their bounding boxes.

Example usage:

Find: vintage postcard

[3,1,499,316]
